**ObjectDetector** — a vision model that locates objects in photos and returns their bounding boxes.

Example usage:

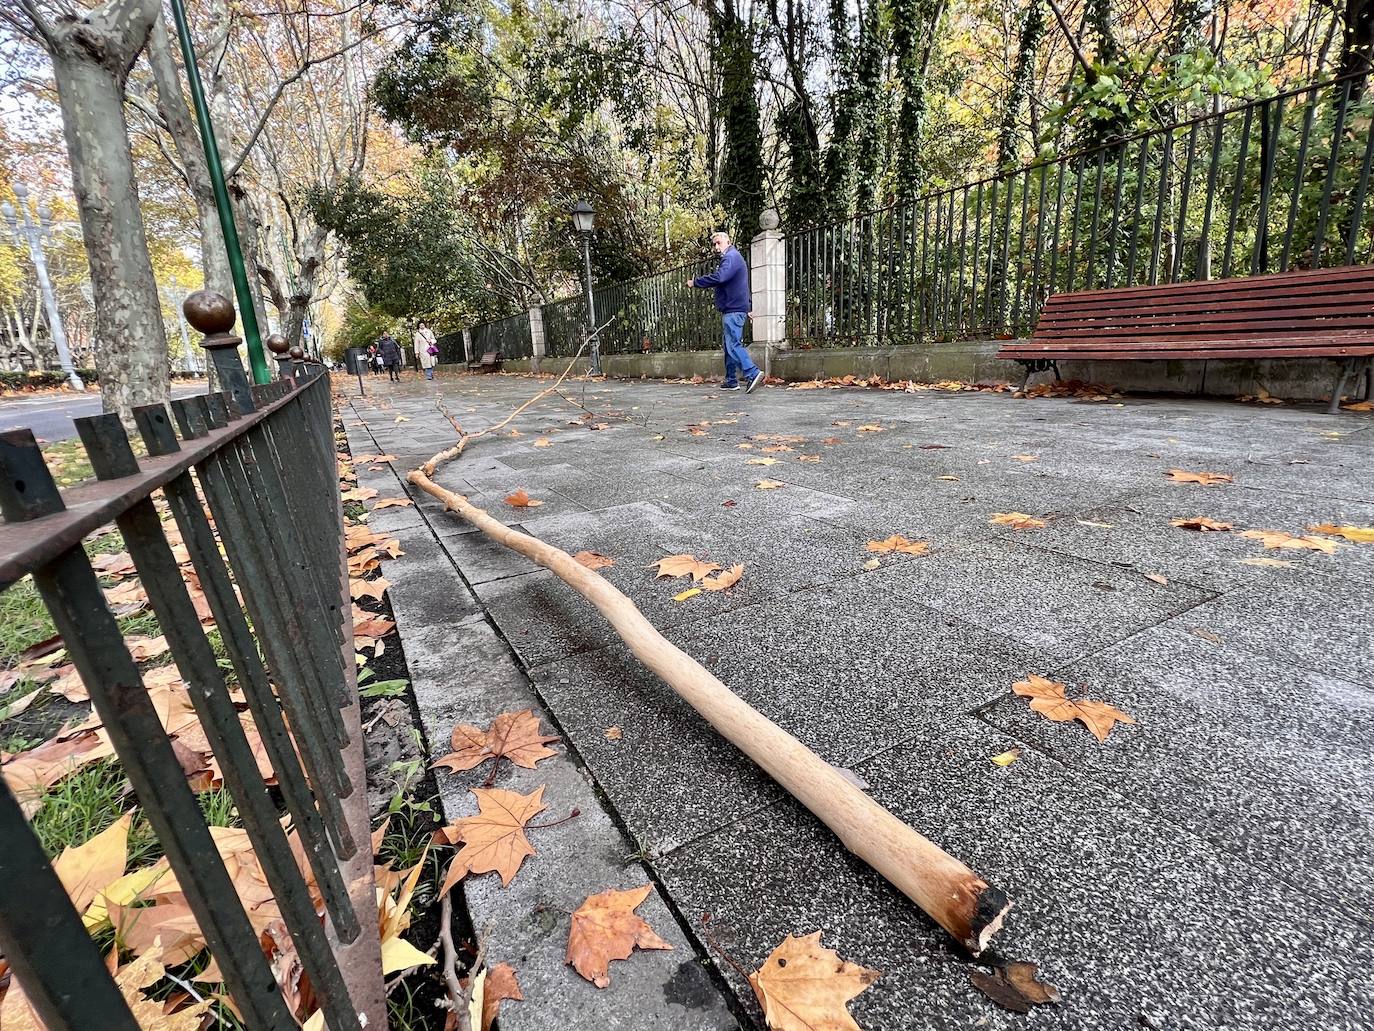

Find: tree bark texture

[47,0,168,423]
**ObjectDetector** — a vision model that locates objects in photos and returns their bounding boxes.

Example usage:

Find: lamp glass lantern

[570,200,595,235]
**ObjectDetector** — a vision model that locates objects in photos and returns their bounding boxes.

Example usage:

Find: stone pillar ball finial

[265,332,289,355]
[184,290,237,337]
[760,207,780,231]
[288,345,304,360]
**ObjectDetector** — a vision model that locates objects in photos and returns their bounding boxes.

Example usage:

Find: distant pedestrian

[370,341,384,375]
[379,333,403,382]
[415,322,438,381]
[688,231,762,393]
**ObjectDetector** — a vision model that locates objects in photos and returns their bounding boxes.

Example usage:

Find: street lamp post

[3,185,84,390]
[570,200,600,376]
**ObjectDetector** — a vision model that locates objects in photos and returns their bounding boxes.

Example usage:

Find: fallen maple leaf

[481,962,523,1031]
[1166,469,1233,486]
[990,512,1047,529]
[433,710,559,774]
[566,885,672,988]
[53,812,132,914]
[749,932,880,1031]
[755,479,786,490]
[1239,529,1339,553]
[438,786,546,892]
[856,424,885,432]
[700,564,744,591]
[865,535,929,556]
[574,551,615,570]
[350,576,391,602]
[747,457,780,466]
[1307,523,1374,543]
[1010,454,1039,462]
[797,454,821,463]
[821,436,842,445]
[650,554,722,581]
[341,487,380,502]
[1012,674,1135,742]
[504,489,544,508]
[371,498,414,510]
[1170,517,1233,531]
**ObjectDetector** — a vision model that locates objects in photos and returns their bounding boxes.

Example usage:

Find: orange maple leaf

[566,885,672,988]
[481,962,524,1030]
[371,497,413,510]
[649,554,722,581]
[438,786,546,892]
[865,535,929,555]
[1012,674,1135,742]
[700,564,745,591]
[1166,469,1233,486]
[1307,523,1374,543]
[748,932,880,1031]
[755,479,786,489]
[504,489,544,508]
[1169,517,1233,531]
[990,512,1047,529]
[573,551,615,570]
[432,710,559,774]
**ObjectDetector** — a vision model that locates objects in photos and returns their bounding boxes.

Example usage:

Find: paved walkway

[342,371,1374,1031]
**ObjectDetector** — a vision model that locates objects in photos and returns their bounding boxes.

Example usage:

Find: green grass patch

[0,576,57,666]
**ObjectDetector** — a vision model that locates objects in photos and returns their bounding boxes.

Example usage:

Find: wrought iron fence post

[187,290,255,415]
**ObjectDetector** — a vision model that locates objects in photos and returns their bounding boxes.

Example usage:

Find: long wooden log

[406,469,1010,956]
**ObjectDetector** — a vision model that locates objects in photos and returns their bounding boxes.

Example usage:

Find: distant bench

[468,348,503,373]
[997,265,1374,413]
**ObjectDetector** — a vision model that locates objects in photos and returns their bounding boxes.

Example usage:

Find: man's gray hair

[711,231,731,244]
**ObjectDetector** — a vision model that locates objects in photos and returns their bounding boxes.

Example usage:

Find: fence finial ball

[266,332,289,355]
[289,345,305,360]
[760,207,780,231]
[183,290,236,336]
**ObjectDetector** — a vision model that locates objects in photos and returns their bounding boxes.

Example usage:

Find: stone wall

[443,338,1359,402]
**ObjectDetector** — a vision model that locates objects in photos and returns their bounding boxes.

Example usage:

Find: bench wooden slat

[1038,294,1374,325]
[1001,346,1374,360]
[1034,317,1374,338]
[1039,263,1374,306]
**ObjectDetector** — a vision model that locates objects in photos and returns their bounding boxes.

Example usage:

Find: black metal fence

[474,310,534,359]
[787,71,1374,346]
[0,311,376,1028]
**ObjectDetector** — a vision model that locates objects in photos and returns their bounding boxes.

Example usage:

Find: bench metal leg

[1328,358,1355,414]
[1018,363,1033,392]
[1052,360,1062,383]
[1365,359,1374,402]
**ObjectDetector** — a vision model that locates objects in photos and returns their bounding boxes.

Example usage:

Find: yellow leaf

[53,813,131,915]
[755,479,786,489]
[1307,523,1374,543]
[673,588,702,602]
[990,512,1046,529]
[862,558,881,571]
[991,748,1021,767]
[747,457,780,466]
[469,967,487,1031]
[381,935,438,975]
[1240,529,1339,553]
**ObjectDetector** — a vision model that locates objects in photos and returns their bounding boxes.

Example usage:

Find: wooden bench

[998,264,1374,413]
[467,348,503,373]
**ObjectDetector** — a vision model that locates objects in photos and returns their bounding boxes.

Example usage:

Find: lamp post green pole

[167,0,270,385]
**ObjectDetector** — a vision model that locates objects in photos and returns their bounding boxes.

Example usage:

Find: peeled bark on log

[407,397,1011,954]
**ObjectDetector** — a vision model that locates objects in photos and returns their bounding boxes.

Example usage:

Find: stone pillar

[750,208,786,378]
[529,306,545,373]
[461,328,473,366]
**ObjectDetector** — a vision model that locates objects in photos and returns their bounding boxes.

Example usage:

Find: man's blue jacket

[692,247,751,313]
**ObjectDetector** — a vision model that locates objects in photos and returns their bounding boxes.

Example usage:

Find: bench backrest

[1033,264,1374,344]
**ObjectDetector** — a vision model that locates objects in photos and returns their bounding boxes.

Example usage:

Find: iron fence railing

[0,310,377,1028]
[473,310,534,359]
[787,70,1374,346]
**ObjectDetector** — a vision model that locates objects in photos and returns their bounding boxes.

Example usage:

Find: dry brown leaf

[574,551,615,570]
[649,554,722,581]
[1341,399,1374,411]
[990,512,1047,530]
[755,479,786,490]
[797,454,821,463]
[865,535,929,556]
[1239,529,1339,553]
[700,564,745,592]
[856,424,885,433]
[748,932,880,1031]
[350,577,391,602]
[1307,523,1374,543]
[52,812,132,913]
[821,436,843,445]
[1012,674,1135,742]
[371,498,414,510]
[970,960,1061,1013]
[341,487,380,502]
[747,457,780,466]
[1170,517,1233,531]
[504,489,544,508]
[433,710,559,774]
[566,885,673,988]
[1143,573,1168,585]
[481,962,524,1031]
[352,453,397,463]
[439,786,546,892]
[761,444,794,453]
[1010,454,1039,462]
[604,726,622,741]
[533,438,553,448]
[1166,469,1233,486]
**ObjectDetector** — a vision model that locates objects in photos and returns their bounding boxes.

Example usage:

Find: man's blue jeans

[720,311,759,386]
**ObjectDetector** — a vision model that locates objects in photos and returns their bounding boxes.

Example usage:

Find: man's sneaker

[721,383,741,390]
[746,370,765,394]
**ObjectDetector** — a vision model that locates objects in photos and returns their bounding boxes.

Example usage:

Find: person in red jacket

[688,231,763,393]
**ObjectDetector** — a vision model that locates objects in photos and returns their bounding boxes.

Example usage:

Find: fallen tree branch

[406,364,1011,955]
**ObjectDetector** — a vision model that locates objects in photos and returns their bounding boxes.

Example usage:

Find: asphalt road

[0,383,207,442]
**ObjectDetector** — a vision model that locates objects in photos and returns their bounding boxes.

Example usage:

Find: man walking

[379,332,403,382]
[688,231,763,393]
